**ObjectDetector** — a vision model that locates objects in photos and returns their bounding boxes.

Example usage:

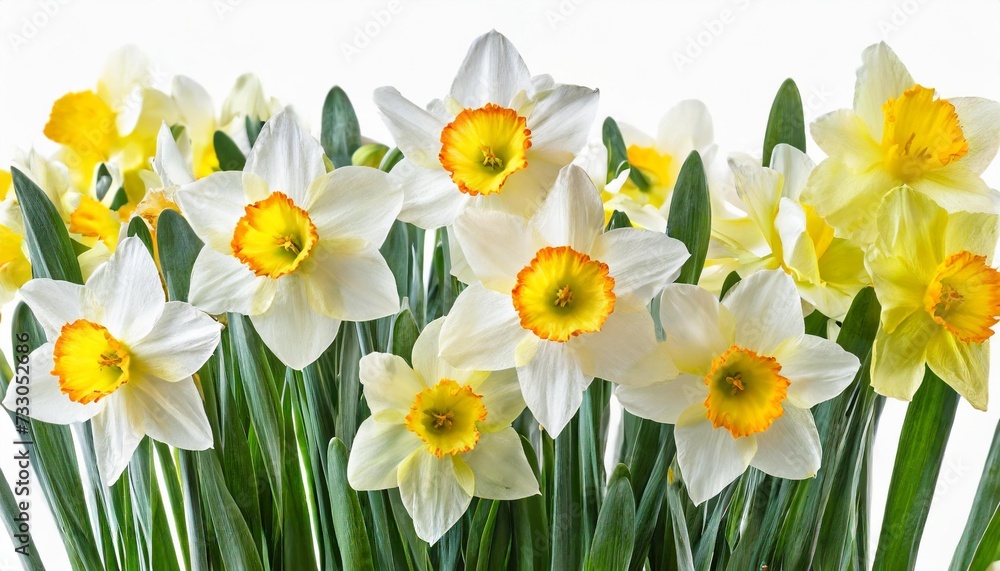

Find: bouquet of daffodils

[2,30,999,571]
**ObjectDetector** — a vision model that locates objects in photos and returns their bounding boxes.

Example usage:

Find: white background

[1,0,999,569]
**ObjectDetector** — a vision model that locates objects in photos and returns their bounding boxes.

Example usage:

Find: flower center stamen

[439,104,531,196]
[405,379,488,458]
[704,345,789,438]
[52,319,131,404]
[881,85,968,183]
[923,250,1000,343]
[231,191,318,279]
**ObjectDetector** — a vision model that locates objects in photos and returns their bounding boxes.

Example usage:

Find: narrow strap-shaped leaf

[968,504,1000,571]
[379,147,404,172]
[951,419,1000,570]
[11,167,83,283]
[327,438,374,570]
[762,78,806,167]
[602,117,649,190]
[589,464,635,570]
[194,452,263,571]
[177,451,208,571]
[552,421,584,570]
[389,308,420,367]
[156,210,203,303]
[666,464,696,571]
[666,151,710,286]
[280,388,317,569]
[213,130,247,172]
[466,500,500,569]
[630,425,674,571]
[126,218,154,256]
[513,435,549,570]
[873,369,960,570]
[0,462,46,570]
[321,86,362,168]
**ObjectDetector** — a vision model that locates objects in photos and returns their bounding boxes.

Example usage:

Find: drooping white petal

[749,405,821,479]
[774,335,860,409]
[853,42,914,141]
[2,344,103,424]
[92,394,143,487]
[250,275,342,370]
[87,237,165,342]
[188,247,276,315]
[473,369,525,431]
[657,99,714,155]
[360,353,425,420]
[305,167,402,247]
[439,284,525,371]
[398,451,473,545]
[723,270,804,355]
[373,87,446,169]
[462,428,539,499]
[303,244,399,322]
[675,405,756,505]
[130,302,222,381]
[616,373,707,425]
[592,228,689,303]
[658,284,735,375]
[154,122,194,186]
[531,164,604,253]
[244,110,325,205]
[517,340,590,437]
[453,208,539,292]
[347,419,422,490]
[950,97,1000,175]
[574,305,672,386]
[19,279,87,340]
[126,375,213,450]
[449,30,532,109]
[526,85,599,159]
[175,171,246,252]
[392,160,470,230]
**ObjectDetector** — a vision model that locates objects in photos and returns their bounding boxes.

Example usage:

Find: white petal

[86,237,165,342]
[853,42,914,140]
[399,451,472,545]
[126,375,213,450]
[615,373,707,424]
[305,167,402,247]
[92,395,143,487]
[531,164,603,253]
[439,284,525,371]
[449,30,532,109]
[188,247,276,315]
[303,245,399,321]
[154,122,194,186]
[517,340,590,437]
[175,171,246,252]
[808,109,882,173]
[19,279,87,340]
[453,208,538,292]
[130,302,222,381]
[951,97,1000,175]
[527,85,599,159]
[773,336,860,409]
[462,428,539,499]
[244,110,325,204]
[656,100,714,154]
[723,269,804,355]
[728,155,781,245]
[250,275,341,370]
[592,228,689,303]
[413,318,479,387]
[769,144,815,201]
[485,157,561,218]
[749,405,821,479]
[658,284,734,375]
[913,167,1000,215]
[172,75,216,143]
[474,369,525,430]
[2,344,103,424]
[574,305,671,386]
[347,419,422,490]
[359,353,425,420]
[675,406,756,505]
[373,87,446,169]
[392,160,469,229]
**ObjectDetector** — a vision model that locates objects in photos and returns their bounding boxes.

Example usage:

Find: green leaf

[352,143,389,168]
[390,308,420,366]
[11,167,83,283]
[969,504,1000,571]
[552,421,584,570]
[194,452,263,571]
[379,147,405,172]
[156,210,204,303]
[666,151,710,286]
[630,425,673,571]
[109,187,128,211]
[589,465,635,570]
[513,435,549,570]
[280,385,316,570]
[0,463,46,570]
[321,86,362,168]
[719,271,741,299]
[762,78,806,167]
[327,439,374,570]
[466,500,501,569]
[213,130,247,172]
[873,370,960,570]
[246,117,264,147]
[951,419,1000,570]
[602,117,649,190]
[666,463,695,571]
[605,210,632,231]
[126,217,154,256]
[95,163,113,201]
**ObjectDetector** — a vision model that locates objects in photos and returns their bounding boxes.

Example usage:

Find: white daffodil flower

[439,164,689,437]
[616,270,860,505]
[2,237,220,486]
[347,317,538,545]
[176,110,402,369]
[374,30,599,229]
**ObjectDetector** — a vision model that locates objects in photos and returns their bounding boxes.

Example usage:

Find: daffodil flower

[347,317,538,544]
[708,144,869,320]
[133,122,194,231]
[801,42,1000,245]
[439,164,689,436]
[616,270,860,504]
[2,237,221,486]
[176,110,402,369]
[0,169,31,303]
[866,186,1000,410]
[373,30,598,229]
